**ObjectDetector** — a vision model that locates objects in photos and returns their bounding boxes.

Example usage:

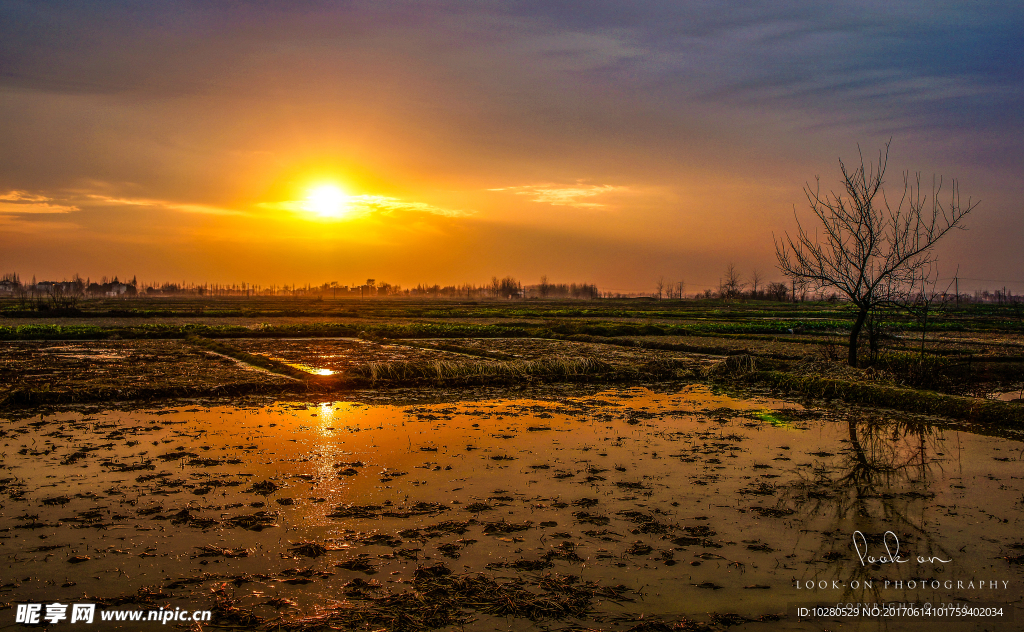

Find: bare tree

[492,276,521,298]
[654,276,664,299]
[48,283,82,310]
[776,141,977,366]
[765,281,789,302]
[750,268,763,298]
[903,270,959,363]
[720,263,743,299]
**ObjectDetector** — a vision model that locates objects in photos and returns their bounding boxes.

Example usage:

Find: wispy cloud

[491,183,626,208]
[0,190,78,214]
[84,194,247,216]
[260,194,467,219]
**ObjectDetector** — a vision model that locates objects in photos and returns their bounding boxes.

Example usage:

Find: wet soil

[0,341,295,402]
[1,385,1021,630]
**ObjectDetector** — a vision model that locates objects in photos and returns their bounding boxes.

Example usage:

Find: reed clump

[351,356,612,385]
[700,354,757,378]
[347,355,690,386]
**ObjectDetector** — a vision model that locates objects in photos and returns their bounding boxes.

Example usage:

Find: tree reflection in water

[786,412,955,602]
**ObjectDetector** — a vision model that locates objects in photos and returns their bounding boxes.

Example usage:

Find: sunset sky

[1,1,1021,293]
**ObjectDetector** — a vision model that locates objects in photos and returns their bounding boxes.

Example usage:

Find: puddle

[44,345,127,361]
[1,385,1022,630]
[990,389,1024,403]
[285,363,337,376]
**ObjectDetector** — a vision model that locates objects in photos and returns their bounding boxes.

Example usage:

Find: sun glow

[304,184,350,218]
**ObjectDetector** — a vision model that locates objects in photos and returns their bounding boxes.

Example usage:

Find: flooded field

[2,385,1022,630]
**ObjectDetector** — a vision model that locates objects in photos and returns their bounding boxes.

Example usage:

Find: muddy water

[1,385,1022,630]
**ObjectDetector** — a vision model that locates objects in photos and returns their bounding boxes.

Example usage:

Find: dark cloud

[3,1,1019,135]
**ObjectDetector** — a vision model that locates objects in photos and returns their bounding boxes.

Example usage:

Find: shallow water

[1,385,1022,630]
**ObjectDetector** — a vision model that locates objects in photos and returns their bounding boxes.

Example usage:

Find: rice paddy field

[2,297,1023,630]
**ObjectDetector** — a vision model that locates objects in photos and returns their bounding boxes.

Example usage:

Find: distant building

[107,283,130,297]
[86,279,136,297]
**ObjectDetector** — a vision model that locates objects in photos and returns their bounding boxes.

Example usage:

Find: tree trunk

[848,307,868,367]
[867,314,879,364]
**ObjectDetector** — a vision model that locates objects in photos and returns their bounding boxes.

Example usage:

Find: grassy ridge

[3,294,1018,314]
[0,319,928,341]
[740,370,1024,427]
[4,297,1023,334]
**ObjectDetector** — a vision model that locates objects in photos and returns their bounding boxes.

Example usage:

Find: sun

[304,184,350,218]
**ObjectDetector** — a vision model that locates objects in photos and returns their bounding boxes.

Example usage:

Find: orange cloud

[0,191,79,215]
[83,194,247,217]
[490,183,627,208]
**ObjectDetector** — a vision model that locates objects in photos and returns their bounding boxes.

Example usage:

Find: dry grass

[354,356,605,383]
[350,355,693,387]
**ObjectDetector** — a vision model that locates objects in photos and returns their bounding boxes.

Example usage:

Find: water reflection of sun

[318,402,335,425]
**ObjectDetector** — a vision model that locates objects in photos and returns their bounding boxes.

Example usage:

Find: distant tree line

[536,276,600,299]
[1,268,1015,306]
[0,273,138,310]
[0,273,603,300]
